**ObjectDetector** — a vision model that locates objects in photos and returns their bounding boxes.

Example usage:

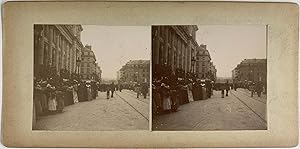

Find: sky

[81,26,150,80]
[196,25,267,78]
[81,25,266,79]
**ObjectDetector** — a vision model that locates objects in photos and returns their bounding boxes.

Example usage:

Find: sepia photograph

[32,25,150,131]
[2,1,298,147]
[152,25,267,130]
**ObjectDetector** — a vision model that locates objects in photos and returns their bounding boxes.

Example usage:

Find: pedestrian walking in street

[141,82,148,99]
[249,82,255,97]
[106,84,110,99]
[221,84,225,98]
[135,83,141,98]
[256,81,263,97]
[110,82,116,98]
[225,81,230,96]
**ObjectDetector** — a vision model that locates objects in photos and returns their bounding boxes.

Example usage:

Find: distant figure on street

[256,81,263,97]
[141,83,149,99]
[106,84,110,99]
[225,81,230,96]
[221,84,225,98]
[110,82,116,98]
[249,82,255,97]
[135,83,141,98]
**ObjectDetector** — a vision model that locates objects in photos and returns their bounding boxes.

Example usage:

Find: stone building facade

[232,59,267,83]
[195,44,217,81]
[34,25,84,79]
[152,25,199,76]
[152,25,217,80]
[80,45,98,80]
[118,60,150,84]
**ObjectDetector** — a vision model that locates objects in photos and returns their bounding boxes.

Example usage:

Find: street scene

[33,25,150,130]
[152,25,267,130]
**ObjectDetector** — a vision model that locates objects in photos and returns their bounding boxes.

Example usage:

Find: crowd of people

[33,77,99,118]
[152,64,217,115]
[96,82,149,99]
[233,80,265,97]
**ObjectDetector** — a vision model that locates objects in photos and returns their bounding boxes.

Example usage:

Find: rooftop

[241,58,267,64]
[126,60,150,65]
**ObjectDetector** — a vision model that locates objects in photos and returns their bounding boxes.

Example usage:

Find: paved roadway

[34,90,150,131]
[152,88,267,131]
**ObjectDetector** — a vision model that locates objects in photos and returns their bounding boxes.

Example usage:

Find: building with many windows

[118,60,150,84]
[80,45,98,80]
[195,44,217,80]
[232,58,267,83]
[152,25,217,80]
[34,25,84,79]
[152,26,199,76]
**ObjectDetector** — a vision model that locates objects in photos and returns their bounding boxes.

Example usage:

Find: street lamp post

[191,57,196,72]
[135,71,139,83]
[191,57,196,78]
[76,58,81,79]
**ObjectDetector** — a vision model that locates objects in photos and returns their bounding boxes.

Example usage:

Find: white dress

[72,86,79,103]
[48,96,57,111]
[163,96,172,110]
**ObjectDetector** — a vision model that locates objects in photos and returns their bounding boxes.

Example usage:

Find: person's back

[110,83,115,91]
[106,85,110,99]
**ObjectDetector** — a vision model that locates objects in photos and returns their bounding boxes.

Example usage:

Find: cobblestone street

[153,88,267,131]
[35,90,149,131]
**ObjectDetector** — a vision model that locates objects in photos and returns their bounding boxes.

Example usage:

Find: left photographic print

[32,25,151,131]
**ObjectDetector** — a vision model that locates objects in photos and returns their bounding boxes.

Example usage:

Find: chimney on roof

[85,45,92,50]
[200,44,207,50]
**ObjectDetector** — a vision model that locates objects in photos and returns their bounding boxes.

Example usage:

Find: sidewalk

[236,88,267,104]
[152,90,267,131]
[34,91,149,131]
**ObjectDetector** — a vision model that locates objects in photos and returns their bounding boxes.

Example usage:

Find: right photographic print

[152,25,267,131]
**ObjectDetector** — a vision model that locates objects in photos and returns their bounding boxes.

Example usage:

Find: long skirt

[56,97,64,112]
[187,88,194,102]
[48,98,57,111]
[40,94,48,113]
[87,88,92,101]
[64,91,74,106]
[202,88,207,99]
[162,96,171,111]
[180,89,189,105]
[73,89,79,103]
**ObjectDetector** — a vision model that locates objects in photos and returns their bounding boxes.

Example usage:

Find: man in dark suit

[110,82,116,98]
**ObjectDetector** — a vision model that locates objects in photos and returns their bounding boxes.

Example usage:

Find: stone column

[49,27,53,66]
[39,27,45,65]
[152,26,160,65]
